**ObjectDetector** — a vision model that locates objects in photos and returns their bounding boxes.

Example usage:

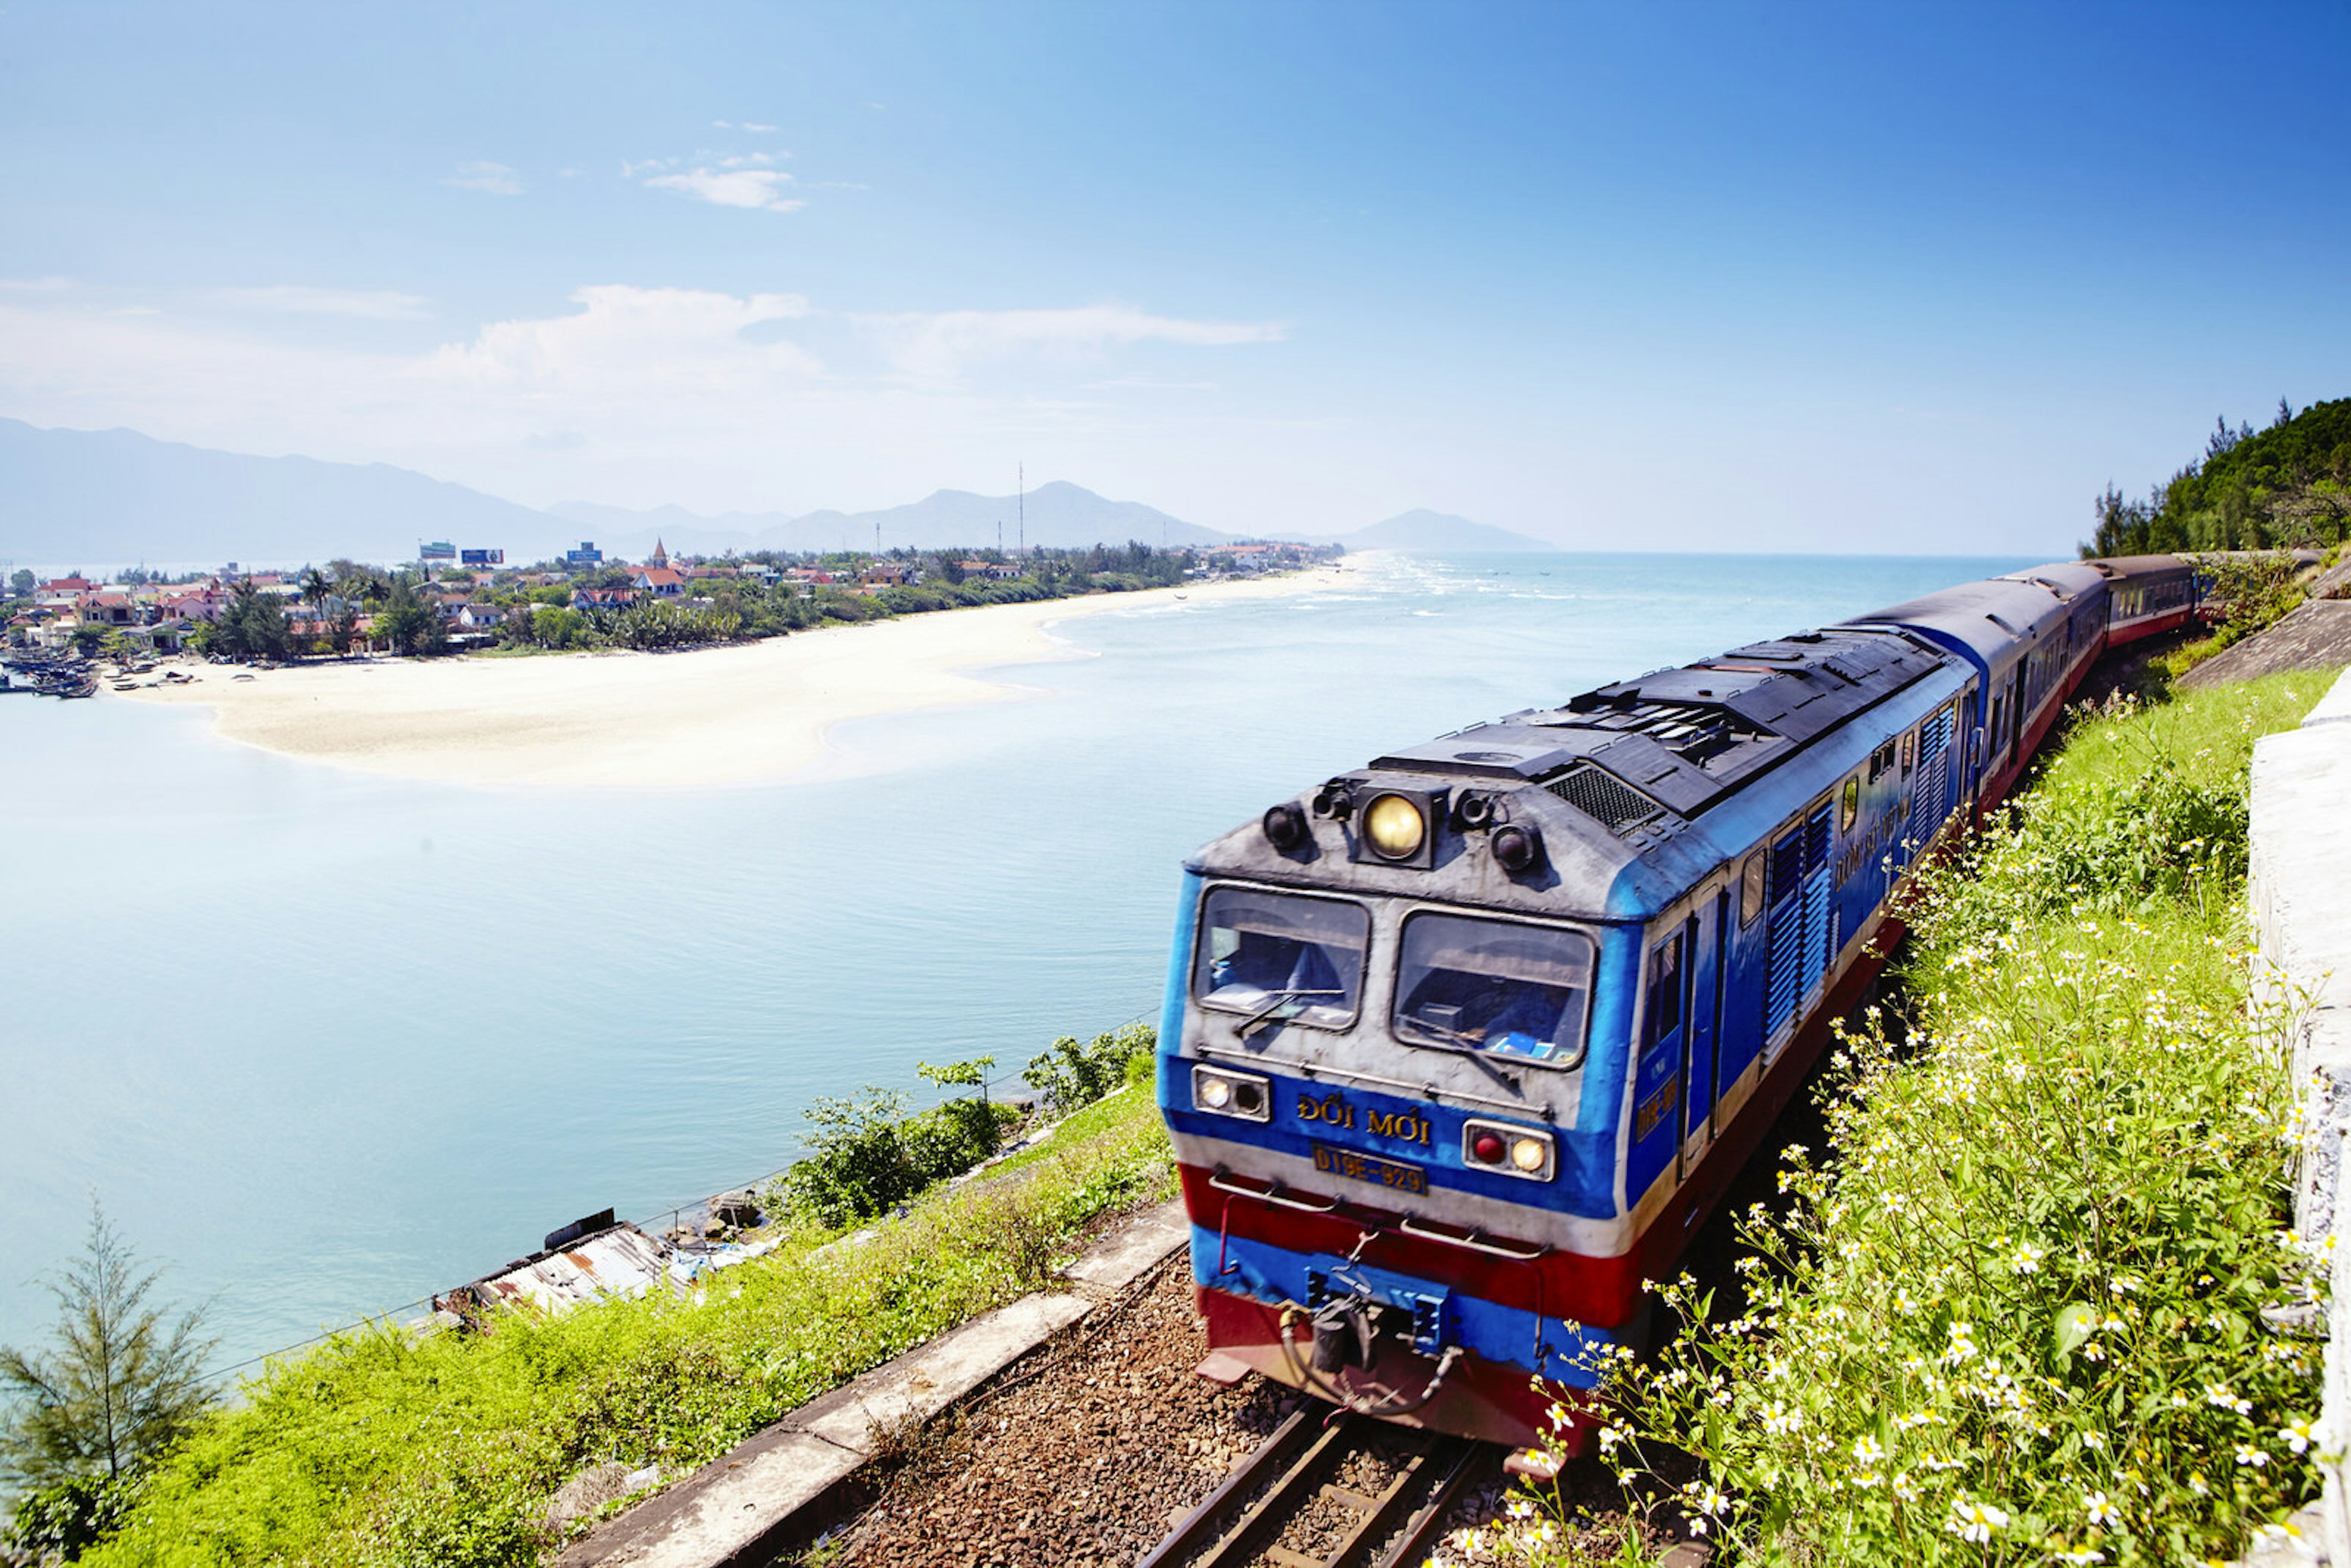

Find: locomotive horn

[1491,823,1543,874]
[1261,802,1310,852]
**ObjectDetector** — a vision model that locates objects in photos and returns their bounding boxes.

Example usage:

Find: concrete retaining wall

[2251,667,2351,1564]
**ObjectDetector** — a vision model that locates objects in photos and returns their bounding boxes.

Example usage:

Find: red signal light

[1472,1131,1505,1164]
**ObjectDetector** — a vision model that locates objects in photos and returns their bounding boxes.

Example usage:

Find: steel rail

[1137,1405,1490,1568]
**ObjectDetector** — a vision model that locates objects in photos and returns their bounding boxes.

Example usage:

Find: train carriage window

[1740,849,1766,925]
[1899,728,1917,778]
[1641,931,1684,1049]
[1392,913,1593,1068]
[1867,740,1897,784]
[1839,776,1861,833]
[1195,887,1369,1029]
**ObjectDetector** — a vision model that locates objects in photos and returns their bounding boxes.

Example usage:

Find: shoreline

[106,559,1368,790]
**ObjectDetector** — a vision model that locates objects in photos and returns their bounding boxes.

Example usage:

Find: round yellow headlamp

[1510,1136,1548,1173]
[1362,793,1426,860]
[1200,1077,1232,1110]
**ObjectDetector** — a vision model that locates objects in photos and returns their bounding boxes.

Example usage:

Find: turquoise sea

[0,550,2038,1372]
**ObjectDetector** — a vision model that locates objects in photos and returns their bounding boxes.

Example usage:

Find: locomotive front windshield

[1393,912,1593,1067]
[1194,887,1368,1029]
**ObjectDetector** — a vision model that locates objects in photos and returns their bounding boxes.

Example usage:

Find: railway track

[1137,1406,1489,1568]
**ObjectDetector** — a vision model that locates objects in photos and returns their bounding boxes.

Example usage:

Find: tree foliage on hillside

[2084,397,2351,557]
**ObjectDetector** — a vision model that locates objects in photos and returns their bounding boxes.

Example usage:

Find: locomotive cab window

[1839,776,1861,832]
[1194,887,1369,1029]
[1641,931,1684,1048]
[1392,913,1593,1068]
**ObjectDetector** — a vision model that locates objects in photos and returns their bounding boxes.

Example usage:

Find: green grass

[83,1082,1174,1567]
[1509,670,2339,1567]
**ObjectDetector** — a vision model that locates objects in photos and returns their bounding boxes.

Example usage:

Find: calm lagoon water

[0,550,2034,1370]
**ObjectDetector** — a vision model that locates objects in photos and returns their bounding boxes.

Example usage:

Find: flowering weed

[1503,670,2335,1566]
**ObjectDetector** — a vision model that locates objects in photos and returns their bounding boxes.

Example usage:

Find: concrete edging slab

[2248,667,2351,1568]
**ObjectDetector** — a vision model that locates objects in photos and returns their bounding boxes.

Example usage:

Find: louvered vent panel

[1544,765,1664,835]
[1905,709,1954,854]
[1765,872,1805,1037]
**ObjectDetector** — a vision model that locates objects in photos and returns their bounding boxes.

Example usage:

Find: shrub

[4,1474,140,1563]
[770,1057,1022,1228]
[1024,1023,1155,1114]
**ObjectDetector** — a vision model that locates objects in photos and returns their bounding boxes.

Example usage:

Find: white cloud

[445,161,523,195]
[644,167,803,212]
[423,285,819,391]
[0,283,1312,525]
[1085,377,1223,392]
[716,119,781,133]
[864,303,1284,383]
[206,286,431,321]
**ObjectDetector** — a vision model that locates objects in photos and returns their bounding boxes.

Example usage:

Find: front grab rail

[1209,1166,1342,1215]
[1396,1212,1551,1261]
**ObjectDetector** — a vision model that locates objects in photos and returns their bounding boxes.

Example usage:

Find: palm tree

[298,565,335,625]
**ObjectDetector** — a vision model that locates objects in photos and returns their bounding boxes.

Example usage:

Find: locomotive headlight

[1510,1137,1548,1172]
[1191,1064,1271,1123]
[1362,793,1427,860]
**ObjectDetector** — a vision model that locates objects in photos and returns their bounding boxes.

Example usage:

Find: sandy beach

[110,560,1362,789]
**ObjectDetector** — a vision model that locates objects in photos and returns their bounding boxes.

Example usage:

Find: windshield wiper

[1238,988,1343,1041]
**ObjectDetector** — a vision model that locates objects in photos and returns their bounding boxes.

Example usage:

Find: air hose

[1277,1302,1465,1418]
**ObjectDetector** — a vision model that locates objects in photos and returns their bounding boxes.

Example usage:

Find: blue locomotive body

[1154,555,2215,1451]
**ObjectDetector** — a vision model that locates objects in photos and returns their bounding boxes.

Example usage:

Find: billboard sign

[419,541,457,561]
[564,542,603,565]
[460,549,505,566]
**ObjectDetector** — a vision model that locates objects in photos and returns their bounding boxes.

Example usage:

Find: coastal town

[0,536,1341,683]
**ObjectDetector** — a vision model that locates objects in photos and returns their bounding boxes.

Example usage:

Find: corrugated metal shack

[433,1212,673,1327]
[430,1204,783,1330]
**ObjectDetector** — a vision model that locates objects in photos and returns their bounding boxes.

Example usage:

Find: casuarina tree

[0,1202,214,1554]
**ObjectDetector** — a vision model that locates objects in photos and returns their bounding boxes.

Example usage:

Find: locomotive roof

[1361,623,1949,824]
[1188,622,1960,922]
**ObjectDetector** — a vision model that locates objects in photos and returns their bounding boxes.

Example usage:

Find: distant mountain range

[0,418,1556,568]
[549,480,1231,559]
[0,419,559,568]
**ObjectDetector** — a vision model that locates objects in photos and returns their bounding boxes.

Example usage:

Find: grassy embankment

[80,1059,1172,1568]
[1511,670,2339,1566]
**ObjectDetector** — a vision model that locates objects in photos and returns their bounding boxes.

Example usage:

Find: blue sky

[2,1,2345,551]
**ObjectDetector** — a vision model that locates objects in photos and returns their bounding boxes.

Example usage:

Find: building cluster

[5,535,1338,655]
[10,569,246,652]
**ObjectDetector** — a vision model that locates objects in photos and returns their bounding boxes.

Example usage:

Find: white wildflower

[1946,1497,2009,1543]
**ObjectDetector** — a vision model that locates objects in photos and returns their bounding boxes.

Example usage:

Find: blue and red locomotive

[1154,552,2211,1452]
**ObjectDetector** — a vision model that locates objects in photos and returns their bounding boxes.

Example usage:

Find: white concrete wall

[2252,667,2351,1565]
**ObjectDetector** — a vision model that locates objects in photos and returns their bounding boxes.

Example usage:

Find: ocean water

[0,550,2035,1371]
